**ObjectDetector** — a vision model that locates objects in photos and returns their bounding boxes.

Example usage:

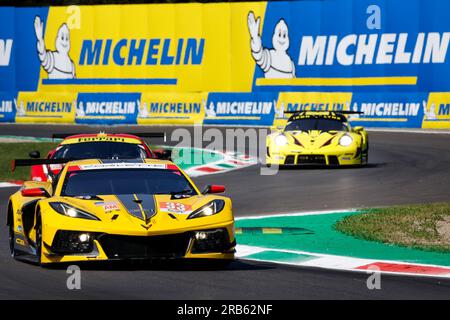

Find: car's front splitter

[41,224,236,264]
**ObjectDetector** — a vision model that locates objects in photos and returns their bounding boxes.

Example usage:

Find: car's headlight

[339,135,353,147]
[274,134,288,146]
[49,202,100,221]
[187,200,225,219]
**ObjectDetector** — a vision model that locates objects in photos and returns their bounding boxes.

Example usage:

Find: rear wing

[11,158,74,172]
[52,132,167,141]
[11,156,172,172]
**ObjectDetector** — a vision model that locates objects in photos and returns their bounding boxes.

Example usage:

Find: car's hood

[284,130,345,149]
[47,194,231,234]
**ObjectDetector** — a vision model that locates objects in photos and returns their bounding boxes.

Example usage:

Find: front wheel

[8,221,17,258]
[35,212,43,265]
[360,149,369,166]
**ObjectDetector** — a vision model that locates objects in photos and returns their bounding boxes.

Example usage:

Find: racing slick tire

[361,142,369,166]
[8,214,17,258]
[35,211,43,266]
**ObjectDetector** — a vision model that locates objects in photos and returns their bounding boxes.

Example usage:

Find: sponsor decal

[349,92,427,128]
[79,38,205,67]
[75,93,140,124]
[49,164,63,171]
[296,33,449,67]
[79,163,167,170]
[204,93,278,126]
[15,92,76,123]
[95,201,120,212]
[137,92,205,125]
[159,202,193,214]
[274,91,429,128]
[75,137,126,143]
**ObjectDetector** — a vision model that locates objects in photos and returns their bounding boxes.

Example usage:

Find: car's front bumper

[41,222,236,264]
[266,147,363,166]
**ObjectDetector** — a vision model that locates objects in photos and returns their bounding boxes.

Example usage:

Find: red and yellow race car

[28,132,170,182]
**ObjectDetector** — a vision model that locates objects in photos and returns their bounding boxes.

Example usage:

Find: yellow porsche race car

[7,159,235,266]
[266,111,369,167]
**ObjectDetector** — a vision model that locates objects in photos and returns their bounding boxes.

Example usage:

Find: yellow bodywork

[266,112,369,166]
[8,159,235,265]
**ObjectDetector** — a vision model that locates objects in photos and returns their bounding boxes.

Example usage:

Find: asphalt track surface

[0,124,449,299]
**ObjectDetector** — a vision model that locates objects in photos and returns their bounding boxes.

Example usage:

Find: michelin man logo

[74,100,85,117]
[14,99,26,117]
[422,100,437,120]
[247,12,295,79]
[34,16,75,79]
[137,100,149,119]
[204,99,216,118]
[275,101,284,119]
[348,102,360,120]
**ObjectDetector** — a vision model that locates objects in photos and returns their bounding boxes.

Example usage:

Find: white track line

[235,209,356,220]
[0,182,22,188]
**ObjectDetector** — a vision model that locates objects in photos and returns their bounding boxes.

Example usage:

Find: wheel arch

[6,200,13,227]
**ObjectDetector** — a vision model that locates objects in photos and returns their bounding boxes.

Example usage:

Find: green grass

[0,142,58,181]
[335,203,450,253]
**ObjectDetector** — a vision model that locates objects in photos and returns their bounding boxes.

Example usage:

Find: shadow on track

[40,259,274,272]
[267,162,387,171]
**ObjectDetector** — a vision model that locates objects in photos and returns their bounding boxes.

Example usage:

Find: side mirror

[21,188,49,198]
[154,149,172,160]
[353,126,364,133]
[202,185,226,194]
[29,150,40,159]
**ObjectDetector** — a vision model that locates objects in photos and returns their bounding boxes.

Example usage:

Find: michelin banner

[1,0,450,128]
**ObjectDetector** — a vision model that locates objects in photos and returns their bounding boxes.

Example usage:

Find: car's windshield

[285,118,348,132]
[53,142,148,160]
[61,169,196,196]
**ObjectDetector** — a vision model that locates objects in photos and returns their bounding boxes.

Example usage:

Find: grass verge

[0,142,58,181]
[335,203,450,253]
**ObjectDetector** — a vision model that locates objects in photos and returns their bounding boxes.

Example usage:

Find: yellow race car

[266,111,369,167]
[8,159,235,266]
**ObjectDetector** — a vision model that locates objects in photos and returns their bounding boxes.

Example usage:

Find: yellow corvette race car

[267,111,369,167]
[7,159,235,266]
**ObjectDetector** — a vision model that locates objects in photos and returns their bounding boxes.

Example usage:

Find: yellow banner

[422,93,450,129]
[137,92,206,125]
[38,3,266,94]
[15,92,76,123]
